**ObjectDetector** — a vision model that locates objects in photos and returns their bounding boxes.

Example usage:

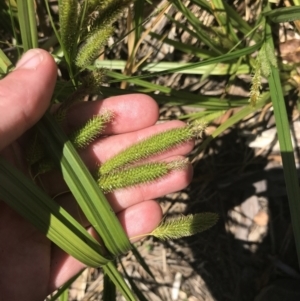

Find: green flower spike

[99,120,206,175]
[75,26,114,68]
[98,159,189,193]
[69,110,113,150]
[81,69,106,94]
[249,59,262,107]
[250,43,278,106]
[59,0,79,60]
[150,213,218,240]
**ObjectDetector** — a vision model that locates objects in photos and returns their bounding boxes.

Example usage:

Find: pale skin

[0,49,193,301]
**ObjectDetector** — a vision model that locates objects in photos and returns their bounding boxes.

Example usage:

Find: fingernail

[16,49,44,70]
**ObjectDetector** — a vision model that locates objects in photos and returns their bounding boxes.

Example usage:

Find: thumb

[0,49,57,151]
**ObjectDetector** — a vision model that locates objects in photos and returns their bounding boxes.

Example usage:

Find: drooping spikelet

[249,42,278,106]
[93,0,132,29]
[249,59,262,107]
[264,43,278,76]
[98,159,188,193]
[69,111,113,149]
[76,0,132,68]
[81,69,106,94]
[79,0,125,35]
[59,0,79,60]
[99,120,206,175]
[75,26,114,68]
[150,213,218,240]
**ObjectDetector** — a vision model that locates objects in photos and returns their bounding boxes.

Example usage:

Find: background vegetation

[1,0,300,300]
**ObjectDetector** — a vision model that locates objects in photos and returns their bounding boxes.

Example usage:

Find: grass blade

[100,85,249,109]
[103,261,137,301]
[211,0,239,44]
[265,17,300,268]
[264,6,300,23]
[17,0,38,51]
[133,0,145,44]
[97,59,250,75]
[48,271,83,301]
[103,270,116,301]
[172,0,223,55]
[0,48,13,75]
[131,244,155,279]
[149,32,213,59]
[120,260,149,301]
[108,41,262,82]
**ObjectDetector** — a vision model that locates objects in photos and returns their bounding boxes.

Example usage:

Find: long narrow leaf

[97,59,250,75]
[172,0,223,55]
[120,260,149,301]
[103,261,137,301]
[100,85,249,109]
[265,17,300,268]
[17,0,38,51]
[211,0,239,44]
[48,271,83,301]
[108,41,262,82]
[103,268,116,301]
[7,0,21,57]
[131,244,155,279]
[149,32,213,59]
[264,6,300,23]
[0,49,12,75]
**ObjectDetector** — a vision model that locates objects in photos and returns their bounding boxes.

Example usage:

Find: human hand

[0,49,193,301]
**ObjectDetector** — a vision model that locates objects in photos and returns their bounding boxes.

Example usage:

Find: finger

[65,94,159,135]
[48,200,162,292]
[0,49,57,151]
